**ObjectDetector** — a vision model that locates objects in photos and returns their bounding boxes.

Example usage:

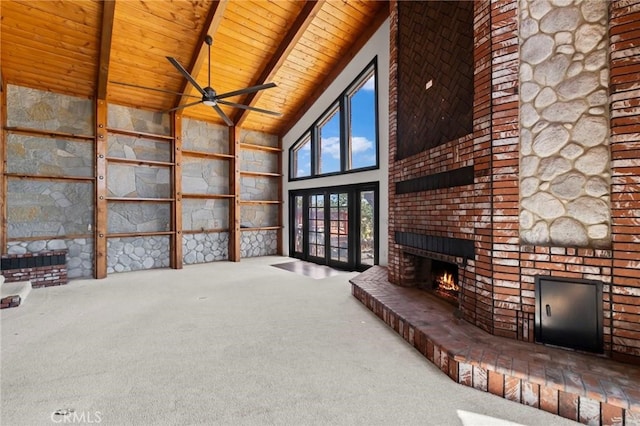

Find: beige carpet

[1,256,577,425]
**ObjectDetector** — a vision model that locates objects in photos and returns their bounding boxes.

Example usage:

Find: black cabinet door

[535,277,603,353]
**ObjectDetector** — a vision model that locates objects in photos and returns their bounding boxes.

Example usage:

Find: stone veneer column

[519,0,611,248]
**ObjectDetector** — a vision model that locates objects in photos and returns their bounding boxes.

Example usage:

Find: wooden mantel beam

[233,0,323,127]
[174,0,228,109]
[96,0,116,100]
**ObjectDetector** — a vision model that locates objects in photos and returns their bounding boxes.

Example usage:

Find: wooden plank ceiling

[1,0,388,136]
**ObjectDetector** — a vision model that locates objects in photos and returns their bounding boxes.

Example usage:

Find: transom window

[290,59,378,180]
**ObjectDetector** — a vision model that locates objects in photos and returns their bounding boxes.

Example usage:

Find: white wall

[282,19,390,266]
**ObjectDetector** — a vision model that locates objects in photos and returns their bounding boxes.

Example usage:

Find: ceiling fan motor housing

[203,87,217,106]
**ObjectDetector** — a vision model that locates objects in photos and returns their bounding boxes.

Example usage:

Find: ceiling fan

[111,35,281,126]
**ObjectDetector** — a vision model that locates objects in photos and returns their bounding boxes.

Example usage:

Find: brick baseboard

[1,251,68,288]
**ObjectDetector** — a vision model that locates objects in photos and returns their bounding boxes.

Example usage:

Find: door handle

[546,304,551,317]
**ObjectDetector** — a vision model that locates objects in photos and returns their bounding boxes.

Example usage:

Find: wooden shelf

[239,143,282,153]
[239,170,281,177]
[107,127,174,142]
[5,173,94,182]
[4,126,94,141]
[182,228,229,234]
[182,193,234,200]
[181,149,234,160]
[7,233,93,242]
[107,157,174,167]
[240,226,283,231]
[239,200,283,205]
[107,197,174,202]
[107,231,174,238]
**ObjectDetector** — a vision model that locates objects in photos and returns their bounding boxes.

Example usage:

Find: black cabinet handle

[546,304,551,316]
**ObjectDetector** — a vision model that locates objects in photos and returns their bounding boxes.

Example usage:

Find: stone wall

[239,128,278,149]
[182,158,229,194]
[519,0,611,248]
[7,133,94,177]
[241,205,279,228]
[108,134,171,162]
[182,233,229,264]
[7,180,94,238]
[107,236,170,273]
[240,176,278,200]
[183,199,228,230]
[182,118,228,153]
[240,149,278,173]
[241,230,278,258]
[6,85,94,134]
[107,104,170,136]
[108,202,171,233]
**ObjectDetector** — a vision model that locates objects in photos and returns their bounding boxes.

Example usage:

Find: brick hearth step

[351,266,640,426]
[0,275,33,309]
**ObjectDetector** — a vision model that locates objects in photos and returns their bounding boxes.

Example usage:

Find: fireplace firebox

[415,258,459,306]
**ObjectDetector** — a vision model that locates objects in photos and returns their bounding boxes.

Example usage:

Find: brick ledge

[351,266,640,425]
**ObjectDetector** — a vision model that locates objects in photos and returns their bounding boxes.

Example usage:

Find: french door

[289,183,377,271]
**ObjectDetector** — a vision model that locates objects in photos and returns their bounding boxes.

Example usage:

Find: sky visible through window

[296,138,311,177]
[295,73,375,177]
[350,75,376,169]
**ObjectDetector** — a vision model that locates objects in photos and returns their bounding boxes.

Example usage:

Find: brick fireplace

[386,0,640,365]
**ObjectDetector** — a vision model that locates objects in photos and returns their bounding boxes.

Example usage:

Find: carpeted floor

[1,256,577,425]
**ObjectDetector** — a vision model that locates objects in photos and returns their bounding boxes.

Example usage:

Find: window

[348,72,377,169]
[318,106,341,175]
[289,59,378,180]
[291,133,311,179]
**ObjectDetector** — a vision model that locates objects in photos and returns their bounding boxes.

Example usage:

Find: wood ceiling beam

[233,0,324,127]
[174,0,228,108]
[96,0,116,100]
[280,4,389,137]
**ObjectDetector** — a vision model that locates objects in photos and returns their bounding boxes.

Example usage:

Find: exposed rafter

[174,0,229,109]
[96,0,116,100]
[233,0,324,127]
[280,5,389,137]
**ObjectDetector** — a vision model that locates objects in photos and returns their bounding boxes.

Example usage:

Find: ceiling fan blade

[216,82,277,100]
[109,81,201,98]
[166,56,206,96]
[217,100,282,117]
[211,104,234,127]
[163,100,203,113]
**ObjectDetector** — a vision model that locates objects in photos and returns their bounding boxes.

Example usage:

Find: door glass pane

[318,107,341,175]
[308,194,325,258]
[329,192,349,263]
[294,196,303,253]
[359,190,375,266]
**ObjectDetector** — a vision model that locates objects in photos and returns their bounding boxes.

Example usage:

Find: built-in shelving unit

[3,125,96,247]
[104,126,174,214]
[238,141,283,238]
[96,117,178,275]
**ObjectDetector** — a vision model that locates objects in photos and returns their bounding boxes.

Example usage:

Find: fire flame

[437,271,459,291]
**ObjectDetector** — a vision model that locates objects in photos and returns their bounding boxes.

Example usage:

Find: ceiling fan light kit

[112,35,281,126]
